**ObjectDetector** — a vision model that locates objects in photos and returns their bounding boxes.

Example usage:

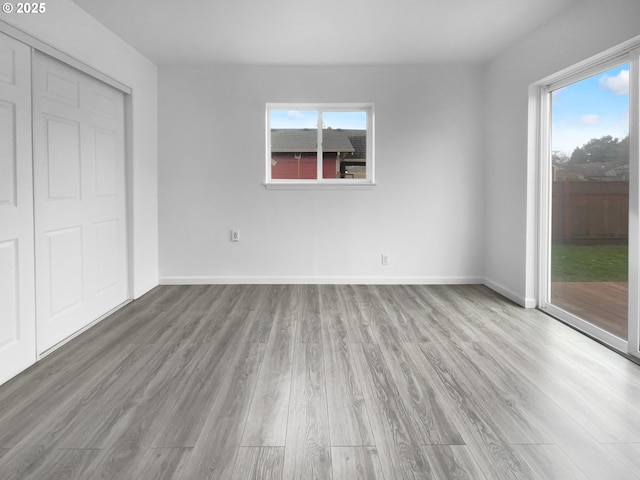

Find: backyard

[551,243,628,282]
[551,243,628,338]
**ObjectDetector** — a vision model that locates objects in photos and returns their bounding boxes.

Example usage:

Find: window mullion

[317,110,323,180]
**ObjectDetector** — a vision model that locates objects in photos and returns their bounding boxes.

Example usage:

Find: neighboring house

[270,128,367,179]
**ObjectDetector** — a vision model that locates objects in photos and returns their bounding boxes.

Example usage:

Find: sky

[270,110,367,130]
[552,63,630,156]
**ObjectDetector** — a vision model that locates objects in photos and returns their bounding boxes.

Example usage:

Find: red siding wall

[271,153,339,179]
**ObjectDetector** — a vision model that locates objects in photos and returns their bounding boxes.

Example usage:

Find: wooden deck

[551,281,628,339]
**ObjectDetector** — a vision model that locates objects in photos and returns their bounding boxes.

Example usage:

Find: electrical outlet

[231,229,240,242]
[381,254,388,265]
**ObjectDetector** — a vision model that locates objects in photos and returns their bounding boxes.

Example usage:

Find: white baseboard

[160,275,536,308]
[38,299,132,359]
[159,275,485,286]
[132,280,160,300]
[482,278,536,308]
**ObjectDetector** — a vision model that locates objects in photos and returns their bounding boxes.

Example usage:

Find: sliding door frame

[533,38,640,359]
[629,48,640,359]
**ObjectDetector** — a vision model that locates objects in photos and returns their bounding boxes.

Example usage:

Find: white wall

[484,0,640,306]
[159,65,485,283]
[2,1,159,298]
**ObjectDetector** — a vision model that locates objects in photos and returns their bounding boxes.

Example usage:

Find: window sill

[263,182,377,191]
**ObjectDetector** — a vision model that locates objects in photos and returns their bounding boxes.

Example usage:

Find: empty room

[2,0,640,478]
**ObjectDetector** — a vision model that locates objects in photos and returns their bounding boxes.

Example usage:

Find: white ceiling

[70,0,578,65]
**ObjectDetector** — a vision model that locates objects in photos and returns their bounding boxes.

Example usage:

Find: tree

[569,135,629,164]
[552,151,570,166]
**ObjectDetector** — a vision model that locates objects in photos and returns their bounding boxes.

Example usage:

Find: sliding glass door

[538,48,639,356]
[550,63,630,344]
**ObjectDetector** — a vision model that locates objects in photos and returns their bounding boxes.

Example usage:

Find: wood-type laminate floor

[2,284,640,479]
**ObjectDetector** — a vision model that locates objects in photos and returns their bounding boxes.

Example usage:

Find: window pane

[321,111,367,179]
[550,63,629,339]
[270,110,318,180]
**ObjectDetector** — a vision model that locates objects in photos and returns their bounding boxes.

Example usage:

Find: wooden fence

[552,181,628,243]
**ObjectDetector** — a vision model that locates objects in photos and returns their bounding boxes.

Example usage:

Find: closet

[0,32,128,385]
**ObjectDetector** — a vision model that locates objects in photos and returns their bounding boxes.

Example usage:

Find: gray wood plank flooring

[283,342,331,479]
[422,445,487,480]
[232,447,284,480]
[2,284,640,479]
[331,446,385,479]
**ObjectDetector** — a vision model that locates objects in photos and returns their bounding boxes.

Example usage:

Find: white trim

[124,95,135,301]
[545,55,630,93]
[263,182,377,190]
[0,20,131,95]
[266,102,374,111]
[536,34,640,90]
[160,275,484,285]
[628,48,640,360]
[534,82,552,309]
[37,300,131,359]
[483,278,536,308]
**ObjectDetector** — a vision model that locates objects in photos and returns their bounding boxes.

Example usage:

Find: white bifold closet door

[0,33,36,385]
[32,51,128,354]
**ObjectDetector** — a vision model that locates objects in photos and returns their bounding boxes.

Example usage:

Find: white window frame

[531,35,640,359]
[264,103,375,189]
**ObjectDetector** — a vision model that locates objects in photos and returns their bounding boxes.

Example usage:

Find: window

[265,103,374,187]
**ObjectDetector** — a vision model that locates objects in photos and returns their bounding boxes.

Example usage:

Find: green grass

[551,244,628,282]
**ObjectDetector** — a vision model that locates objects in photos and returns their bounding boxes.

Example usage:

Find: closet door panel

[0,32,35,386]
[33,52,128,354]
